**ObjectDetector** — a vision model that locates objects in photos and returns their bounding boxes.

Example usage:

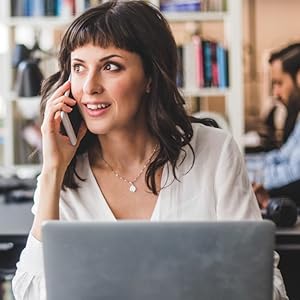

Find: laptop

[42,220,275,300]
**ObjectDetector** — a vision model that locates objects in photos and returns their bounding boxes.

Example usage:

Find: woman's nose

[83,73,104,95]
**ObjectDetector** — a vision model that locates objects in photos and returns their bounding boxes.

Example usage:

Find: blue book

[216,45,229,87]
[23,0,31,16]
[160,0,201,12]
[202,40,212,87]
[32,0,45,16]
[45,0,56,16]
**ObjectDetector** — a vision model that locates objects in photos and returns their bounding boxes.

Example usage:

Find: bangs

[65,9,138,53]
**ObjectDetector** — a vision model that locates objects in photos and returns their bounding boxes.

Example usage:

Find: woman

[13,1,288,299]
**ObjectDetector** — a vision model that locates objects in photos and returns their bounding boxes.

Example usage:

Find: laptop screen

[43,220,274,300]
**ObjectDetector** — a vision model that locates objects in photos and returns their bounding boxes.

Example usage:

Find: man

[268,43,300,143]
[247,45,300,207]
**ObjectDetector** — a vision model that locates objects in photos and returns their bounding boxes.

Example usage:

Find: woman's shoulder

[191,122,232,148]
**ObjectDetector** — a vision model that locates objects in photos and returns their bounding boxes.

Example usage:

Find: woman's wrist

[40,165,66,185]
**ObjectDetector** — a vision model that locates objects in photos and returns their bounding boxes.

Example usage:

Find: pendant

[129,183,137,193]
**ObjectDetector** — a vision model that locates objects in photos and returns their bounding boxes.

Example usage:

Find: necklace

[102,144,158,193]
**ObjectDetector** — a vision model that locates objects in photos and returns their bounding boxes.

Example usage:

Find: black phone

[60,76,82,145]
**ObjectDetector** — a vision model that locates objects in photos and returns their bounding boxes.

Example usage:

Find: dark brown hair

[40,0,194,194]
[269,43,300,83]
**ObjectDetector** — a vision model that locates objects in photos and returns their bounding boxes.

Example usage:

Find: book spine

[45,0,56,16]
[210,41,219,87]
[57,0,76,16]
[216,45,224,87]
[183,41,197,90]
[203,40,212,87]
[11,0,24,16]
[160,0,201,12]
[192,35,204,88]
[23,0,31,16]
[31,0,45,16]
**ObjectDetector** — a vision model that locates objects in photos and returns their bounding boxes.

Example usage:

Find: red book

[192,35,204,88]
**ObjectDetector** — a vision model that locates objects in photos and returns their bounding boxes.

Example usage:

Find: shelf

[1,16,74,27]
[164,11,228,22]
[0,0,244,166]
[1,11,228,26]
[181,87,229,97]
[13,97,41,119]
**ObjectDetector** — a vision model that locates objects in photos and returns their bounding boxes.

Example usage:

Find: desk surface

[0,199,33,236]
[276,219,300,235]
[0,198,299,238]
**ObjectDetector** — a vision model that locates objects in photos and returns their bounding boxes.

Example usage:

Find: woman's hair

[40,0,194,194]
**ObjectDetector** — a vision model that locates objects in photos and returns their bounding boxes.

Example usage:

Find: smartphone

[60,76,81,146]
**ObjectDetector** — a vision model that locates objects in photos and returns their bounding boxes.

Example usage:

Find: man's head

[269,43,300,105]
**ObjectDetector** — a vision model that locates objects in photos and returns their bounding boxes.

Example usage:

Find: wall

[244,0,300,118]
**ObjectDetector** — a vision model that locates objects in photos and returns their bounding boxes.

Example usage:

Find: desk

[0,201,33,236]
[0,201,299,299]
[275,222,300,300]
[0,199,33,278]
[0,199,33,299]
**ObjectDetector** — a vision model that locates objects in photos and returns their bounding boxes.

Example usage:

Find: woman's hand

[41,80,87,173]
[252,183,270,209]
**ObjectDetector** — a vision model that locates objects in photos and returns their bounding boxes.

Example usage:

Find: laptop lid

[42,220,274,300]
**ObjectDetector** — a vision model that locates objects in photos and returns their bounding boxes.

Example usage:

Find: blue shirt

[246,118,300,189]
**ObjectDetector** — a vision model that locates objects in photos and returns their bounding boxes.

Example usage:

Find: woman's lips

[83,103,111,117]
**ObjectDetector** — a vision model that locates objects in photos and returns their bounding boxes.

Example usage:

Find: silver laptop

[42,220,274,300]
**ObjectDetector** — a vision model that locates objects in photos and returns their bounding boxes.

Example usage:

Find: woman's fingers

[50,80,71,99]
[42,80,76,136]
[44,83,76,123]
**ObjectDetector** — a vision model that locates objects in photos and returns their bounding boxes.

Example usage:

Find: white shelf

[0,0,244,165]
[181,87,229,97]
[1,16,73,27]
[164,11,227,22]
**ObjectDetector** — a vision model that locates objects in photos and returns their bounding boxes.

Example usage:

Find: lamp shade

[16,59,44,97]
[12,44,31,68]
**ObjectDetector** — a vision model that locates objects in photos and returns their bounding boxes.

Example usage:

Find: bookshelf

[0,0,244,167]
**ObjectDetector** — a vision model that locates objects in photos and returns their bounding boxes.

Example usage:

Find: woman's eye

[104,63,120,71]
[73,64,83,73]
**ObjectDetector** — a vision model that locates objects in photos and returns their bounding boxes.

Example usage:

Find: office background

[0,0,300,299]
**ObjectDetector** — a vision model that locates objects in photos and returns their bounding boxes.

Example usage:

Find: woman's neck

[90,131,158,171]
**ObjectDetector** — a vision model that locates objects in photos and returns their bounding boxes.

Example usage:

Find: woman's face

[70,44,149,135]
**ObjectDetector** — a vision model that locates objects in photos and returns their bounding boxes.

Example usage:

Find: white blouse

[12,124,288,300]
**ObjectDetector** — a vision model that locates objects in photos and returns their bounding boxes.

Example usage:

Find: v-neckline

[86,154,164,221]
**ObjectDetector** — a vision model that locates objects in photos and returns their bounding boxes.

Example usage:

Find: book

[216,44,228,87]
[31,0,45,16]
[11,0,24,16]
[210,41,219,87]
[45,0,57,16]
[192,35,204,88]
[57,0,76,17]
[202,40,212,87]
[183,41,197,90]
[160,0,201,12]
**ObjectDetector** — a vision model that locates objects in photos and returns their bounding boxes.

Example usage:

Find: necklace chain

[102,144,158,193]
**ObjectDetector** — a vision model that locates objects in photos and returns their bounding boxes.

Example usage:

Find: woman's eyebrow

[71,54,123,63]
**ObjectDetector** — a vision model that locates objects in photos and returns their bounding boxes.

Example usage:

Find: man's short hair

[268,43,300,64]
[269,43,300,82]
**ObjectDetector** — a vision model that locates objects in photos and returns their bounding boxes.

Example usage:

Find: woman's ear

[146,78,152,94]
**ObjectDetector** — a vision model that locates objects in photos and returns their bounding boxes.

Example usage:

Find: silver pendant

[129,183,137,193]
